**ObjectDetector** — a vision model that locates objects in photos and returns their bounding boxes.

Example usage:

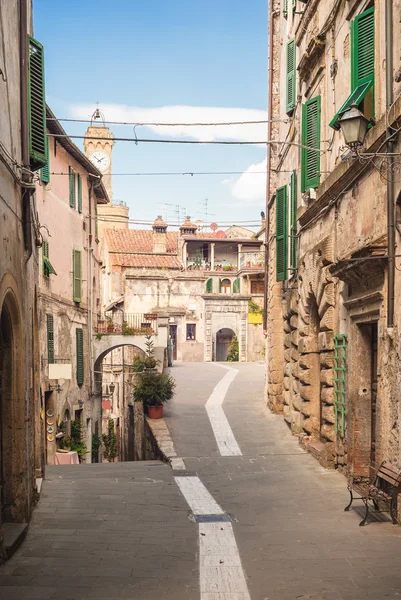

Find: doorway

[170,325,177,360]
[216,328,235,361]
[370,324,378,480]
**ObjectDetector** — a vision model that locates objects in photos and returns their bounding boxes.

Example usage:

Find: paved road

[1,362,401,600]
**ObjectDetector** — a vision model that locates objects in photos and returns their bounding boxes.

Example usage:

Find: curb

[145,416,185,470]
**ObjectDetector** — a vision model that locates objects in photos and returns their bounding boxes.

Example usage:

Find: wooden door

[170,325,177,360]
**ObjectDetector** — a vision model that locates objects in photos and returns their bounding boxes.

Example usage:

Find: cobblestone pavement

[1,362,401,600]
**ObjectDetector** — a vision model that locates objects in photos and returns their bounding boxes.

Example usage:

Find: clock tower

[84,108,114,200]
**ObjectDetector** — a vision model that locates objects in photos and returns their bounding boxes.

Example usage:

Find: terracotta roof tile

[104,228,178,253]
[110,253,182,269]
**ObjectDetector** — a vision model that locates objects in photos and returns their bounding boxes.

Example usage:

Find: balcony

[97,312,158,335]
[239,252,264,271]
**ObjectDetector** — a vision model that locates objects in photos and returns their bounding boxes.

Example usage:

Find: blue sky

[33,0,267,230]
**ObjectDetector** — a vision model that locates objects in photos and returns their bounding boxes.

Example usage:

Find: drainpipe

[263,0,274,333]
[20,0,32,255]
[386,0,395,328]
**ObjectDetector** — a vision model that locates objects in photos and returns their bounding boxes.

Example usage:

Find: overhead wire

[46,117,286,126]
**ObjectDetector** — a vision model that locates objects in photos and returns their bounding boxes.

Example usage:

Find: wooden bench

[345,461,401,526]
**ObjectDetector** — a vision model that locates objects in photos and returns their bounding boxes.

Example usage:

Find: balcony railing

[97,312,158,335]
[239,252,264,270]
[186,260,238,272]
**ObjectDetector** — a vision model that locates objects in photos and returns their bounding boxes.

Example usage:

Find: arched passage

[215,328,236,362]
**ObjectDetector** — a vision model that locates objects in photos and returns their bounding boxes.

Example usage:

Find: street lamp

[109,382,115,396]
[338,103,370,152]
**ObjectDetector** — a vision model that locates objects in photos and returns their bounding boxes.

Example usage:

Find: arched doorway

[215,328,236,362]
[220,279,231,294]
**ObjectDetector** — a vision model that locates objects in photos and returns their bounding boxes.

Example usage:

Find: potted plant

[132,370,176,418]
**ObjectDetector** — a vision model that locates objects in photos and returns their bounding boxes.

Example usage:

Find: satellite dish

[216,230,226,239]
[210,222,218,232]
[195,220,204,231]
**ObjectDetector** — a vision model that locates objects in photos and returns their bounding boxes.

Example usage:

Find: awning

[329,81,373,130]
[104,296,124,312]
[43,256,57,276]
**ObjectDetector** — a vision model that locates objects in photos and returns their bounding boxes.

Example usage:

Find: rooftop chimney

[152,215,168,253]
[179,216,197,235]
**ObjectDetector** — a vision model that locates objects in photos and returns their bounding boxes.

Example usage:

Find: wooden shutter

[292,0,296,11]
[42,240,49,276]
[276,185,288,282]
[286,40,296,114]
[301,96,321,192]
[290,171,297,270]
[40,136,50,183]
[218,278,222,292]
[351,7,375,90]
[283,0,288,18]
[76,328,84,386]
[28,36,46,170]
[233,278,240,293]
[77,174,82,213]
[47,314,54,364]
[73,250,82,302]
[69,167,76,208]
[206,277,213,293]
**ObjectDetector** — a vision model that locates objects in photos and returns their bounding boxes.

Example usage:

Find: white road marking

[206,365,242,456]
[199,523,251,599]
[174,476,224,515]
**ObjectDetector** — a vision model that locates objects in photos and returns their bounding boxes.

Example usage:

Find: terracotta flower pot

[148,405,163,419]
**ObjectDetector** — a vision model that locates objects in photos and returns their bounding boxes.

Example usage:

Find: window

[186,324,196,341]
[251,280,264,294]
[42,240,57,277]
[220,278,231,294]
[329,7,374,130]
[72,250,82,302]
[28,36,46,170]
[286,40,296,114]
[69,167,76,208]
[275,185,288,282]
[47,314,54,364]
[290,171,297,271]
[233,278,240,293]
[301,96,321,192]
[76,328,84,386]
[40,136,50,184]
[77,174,82,213]
[206,277,213,293]
[334,334,347,437]
[283,0,288,19]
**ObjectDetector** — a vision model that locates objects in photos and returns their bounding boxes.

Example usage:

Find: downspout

[20,0,32,255]
[386,0,395,328]
[88,184,94,396]
[263,0,274,334]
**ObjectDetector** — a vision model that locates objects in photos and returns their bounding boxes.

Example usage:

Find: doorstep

[3,522,28,559]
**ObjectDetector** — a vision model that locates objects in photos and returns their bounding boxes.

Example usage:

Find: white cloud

[230,158,267,204]
[69,103,267,143]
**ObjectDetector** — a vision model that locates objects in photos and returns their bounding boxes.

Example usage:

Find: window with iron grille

[334,334,347,437]
[47,314,54,364]
[186,324,196,341]
[76,328,84,386]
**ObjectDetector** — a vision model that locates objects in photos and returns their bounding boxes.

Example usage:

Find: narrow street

[1,363,401,600]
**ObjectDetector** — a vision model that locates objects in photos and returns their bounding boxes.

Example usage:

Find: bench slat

[377,471,399,486]
[378,465,401,482]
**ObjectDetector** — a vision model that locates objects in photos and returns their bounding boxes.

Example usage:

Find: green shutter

[292,0,296,11]
[40,136,50,183]
[42,240,49,277]
[47,314,54,364]
[334,334,347,437]
[283,0,288,18]
[286,40,296,114]
[290,171,297,270]
[301,96,321,192]
[329,82,372,130]
[218,278,222,292]
[233,278,240,293]
[276,185,288,282]
[206,277,213,293]
[27,36,46,171]
[77,174,82,213]
[73,250,82,302]
[69,167,76,208]
[76,328,84,386]
[351,7,375,90]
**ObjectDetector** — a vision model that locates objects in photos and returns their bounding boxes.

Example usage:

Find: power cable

[46,117,282,126]
[49,170,267,177]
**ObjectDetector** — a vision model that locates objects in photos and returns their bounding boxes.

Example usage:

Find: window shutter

[276,185,288,282]
[292,0,296,11]
[95,199,99,239]
[351,7,375,90]
[43,240,49,277]
[69,167,76,208]
[290,171,297,270]
[76,328,84,386]
[218,278,222,292]
[47,314,54,364]
[233,278,240,293]
[28,36,46,171]
[40,136,50,183]
[77,174,82,213]
[73,250,82,302]
[206,277,213,293]
[283,0,288,19]
[301,96,321,192]
[286,40,296,114]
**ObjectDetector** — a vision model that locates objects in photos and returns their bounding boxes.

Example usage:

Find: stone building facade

[0,0,42,556]
[35,109,109,465]
[266,0,401,489]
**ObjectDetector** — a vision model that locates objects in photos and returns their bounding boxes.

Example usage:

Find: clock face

[90,151,110,173]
